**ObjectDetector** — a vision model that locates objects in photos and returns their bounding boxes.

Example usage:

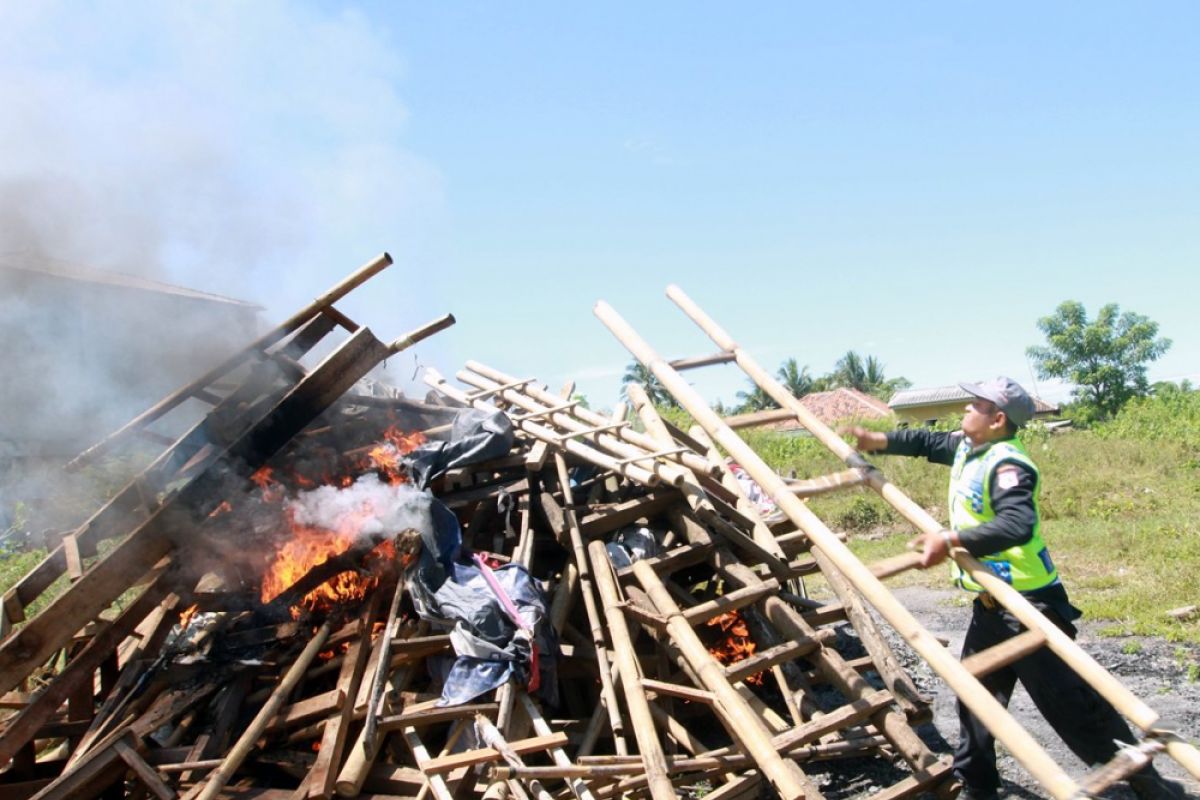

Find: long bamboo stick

[632,561,820,800]
[587,539,675,800]
[664,285,1200,783]
[193,621,333,800]
[464,361,719,477]
[595,297,1080,800]
[552,454,628,756]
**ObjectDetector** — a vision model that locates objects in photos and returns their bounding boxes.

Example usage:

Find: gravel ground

[846,585,1200,799]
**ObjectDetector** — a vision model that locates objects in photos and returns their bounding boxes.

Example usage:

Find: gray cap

[959,376,1037,427]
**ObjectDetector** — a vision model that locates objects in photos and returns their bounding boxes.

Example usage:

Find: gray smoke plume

[0,3,448,538]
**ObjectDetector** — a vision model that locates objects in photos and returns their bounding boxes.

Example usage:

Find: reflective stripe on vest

[947,437,1058,593]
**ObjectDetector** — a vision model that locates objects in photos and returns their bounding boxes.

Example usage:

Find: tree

[776,358,815,398]
[828,351,910,399]
[734,380,779,413]
[1026,300,1171,421]
[620,360,679,408]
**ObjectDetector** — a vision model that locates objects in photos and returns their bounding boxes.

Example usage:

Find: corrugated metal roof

[888,385,971,408]
[889,385,1058,413]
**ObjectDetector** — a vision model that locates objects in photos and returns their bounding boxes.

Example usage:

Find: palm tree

[621,360,679,408]
[776,358,815,398]
[734,380,779,413]
[832,351,869,392]
[831,350,910,398]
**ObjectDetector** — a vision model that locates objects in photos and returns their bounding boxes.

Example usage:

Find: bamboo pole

[595,297,1080,800]
[552,454,628,756]
[464,361,720,478]
[587,539,675,800]
[632,561,821,800]
[193,621,333,800]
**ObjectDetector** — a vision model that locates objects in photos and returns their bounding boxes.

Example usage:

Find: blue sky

[2,2,1197,410]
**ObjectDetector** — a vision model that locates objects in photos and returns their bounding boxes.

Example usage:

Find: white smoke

[0,3,449,533]
[287,473,430,542]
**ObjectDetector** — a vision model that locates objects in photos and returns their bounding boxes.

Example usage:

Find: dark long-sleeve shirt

[883,429,1038,559]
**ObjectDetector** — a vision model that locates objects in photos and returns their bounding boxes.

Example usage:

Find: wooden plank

[961,629,1046,679]
[640,678,715,705]
[377,701,498,732]
[682,579,779,626]
[578,492,677,539]
[420,732,570,775]
[723,630,835,684]
[866,759,955,800]
[113,737,176,800]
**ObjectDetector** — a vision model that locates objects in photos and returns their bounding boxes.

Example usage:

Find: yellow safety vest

[948,438,1058,593]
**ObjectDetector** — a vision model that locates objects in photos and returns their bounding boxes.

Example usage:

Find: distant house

[724,387,894,431]
[888,385,1059,426]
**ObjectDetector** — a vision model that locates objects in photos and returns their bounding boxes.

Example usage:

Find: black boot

[1126,765,1190,799]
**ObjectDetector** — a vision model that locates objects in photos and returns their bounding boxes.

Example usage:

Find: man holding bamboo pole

[846,376,1185,800]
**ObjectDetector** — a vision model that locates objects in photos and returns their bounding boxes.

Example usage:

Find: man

[846,377,1186,800]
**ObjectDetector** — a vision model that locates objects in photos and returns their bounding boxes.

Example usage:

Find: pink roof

[766,388,893,429]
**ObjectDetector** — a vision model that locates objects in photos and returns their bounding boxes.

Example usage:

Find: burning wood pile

[2,256,1197,800]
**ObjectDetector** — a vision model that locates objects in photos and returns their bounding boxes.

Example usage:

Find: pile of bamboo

[2,256,1196,800]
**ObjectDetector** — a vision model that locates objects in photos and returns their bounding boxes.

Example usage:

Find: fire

[363,426,427,484]
[707,610,762,684]
[251,466,284,503]
[179,603,200,629]
[252,428,425,617]
[208,501,233,518]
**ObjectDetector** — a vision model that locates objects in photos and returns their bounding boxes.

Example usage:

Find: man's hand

[841,426,887,453]
[918,530,954,568]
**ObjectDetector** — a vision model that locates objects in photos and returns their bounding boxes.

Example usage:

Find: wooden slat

[961,629,1046,678]
[420,732,570,776]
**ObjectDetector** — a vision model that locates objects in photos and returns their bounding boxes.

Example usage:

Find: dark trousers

[953,597,1140,793]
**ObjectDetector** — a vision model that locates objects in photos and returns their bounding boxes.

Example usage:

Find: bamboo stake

[517,693,598,800]
[632,561,820,800]
[193,620,333,800]
[587,539,675,800]
[475,714,556,800]
[552,454,628,756]
[457,369,696,487]
[595,296,1078,800]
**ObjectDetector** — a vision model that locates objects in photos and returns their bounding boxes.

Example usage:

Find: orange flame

[179,603,200,629]
[362,427,427,484]
[251,466,284,503]
[707,610,762,684]
[254,428,424,617]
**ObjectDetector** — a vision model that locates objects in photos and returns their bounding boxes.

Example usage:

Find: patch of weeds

[1121,640,1143,655]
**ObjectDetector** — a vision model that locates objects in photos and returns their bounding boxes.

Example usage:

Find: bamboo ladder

[592,285,1200,800]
